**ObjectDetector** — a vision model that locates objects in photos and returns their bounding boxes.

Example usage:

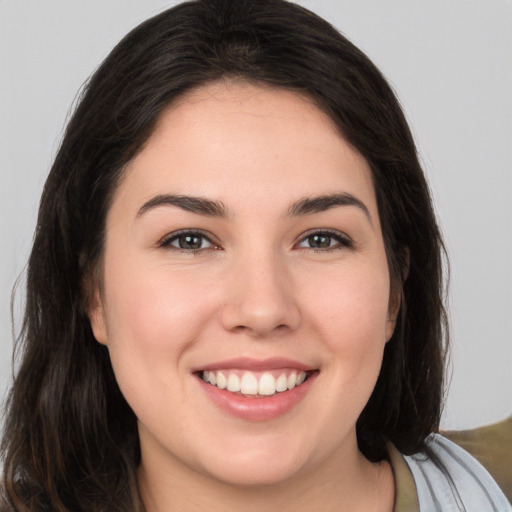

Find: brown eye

[307,234,332,248]
[177,234,204,250]
[297,230,352,251]
[161,231,214,251]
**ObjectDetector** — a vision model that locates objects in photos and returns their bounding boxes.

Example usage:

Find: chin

[206,461,303,489]
[196,443,308,488]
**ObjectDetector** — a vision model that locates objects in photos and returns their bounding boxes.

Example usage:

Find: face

[89,81,397,487]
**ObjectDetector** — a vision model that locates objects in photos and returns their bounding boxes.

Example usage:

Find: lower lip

[196,372,318,421]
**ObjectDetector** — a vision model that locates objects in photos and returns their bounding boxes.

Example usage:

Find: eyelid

[295,228,354,250]
[159,229,220,251]
[158,228,353,252]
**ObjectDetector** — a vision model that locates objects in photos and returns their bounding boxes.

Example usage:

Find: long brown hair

[1,0,448,510]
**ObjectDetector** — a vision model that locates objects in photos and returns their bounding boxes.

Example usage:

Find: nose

[220,251,301,338]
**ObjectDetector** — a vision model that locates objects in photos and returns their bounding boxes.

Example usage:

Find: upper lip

[191,357,317,373]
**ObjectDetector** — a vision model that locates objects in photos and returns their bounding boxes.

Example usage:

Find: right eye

[160,230,217,253]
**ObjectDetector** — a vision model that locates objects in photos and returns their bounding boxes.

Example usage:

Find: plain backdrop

[1,0,511,431]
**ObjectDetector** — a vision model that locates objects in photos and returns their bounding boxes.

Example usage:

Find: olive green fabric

[390,416,512,511]
[388,442,420,512]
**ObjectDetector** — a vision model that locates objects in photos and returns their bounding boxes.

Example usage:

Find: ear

[385,248,409,342]
[87,285,108,346]
[385,288,402,342]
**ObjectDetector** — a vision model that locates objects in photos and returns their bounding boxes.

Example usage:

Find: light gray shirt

[403,434,511,511]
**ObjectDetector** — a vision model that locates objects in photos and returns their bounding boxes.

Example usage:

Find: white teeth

[275,373,288,392]
[201,369,309,396]
[227,373,241,392]
[216,371,227,389]
[240,372,258,395]
[258,373,276,396]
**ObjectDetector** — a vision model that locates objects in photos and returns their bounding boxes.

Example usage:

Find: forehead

[115,81,377,218]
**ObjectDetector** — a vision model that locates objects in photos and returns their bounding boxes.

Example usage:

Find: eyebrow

[287,193,372,223]
[136,192,372,223]
[137,194,228,218]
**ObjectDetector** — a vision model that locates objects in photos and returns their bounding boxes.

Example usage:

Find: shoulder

[402,426,512,511]
[443,415,512,502]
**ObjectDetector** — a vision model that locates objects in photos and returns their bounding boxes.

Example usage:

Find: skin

[89,81,397,511]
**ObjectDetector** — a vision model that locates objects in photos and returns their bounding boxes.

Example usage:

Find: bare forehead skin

[160,80,344,153]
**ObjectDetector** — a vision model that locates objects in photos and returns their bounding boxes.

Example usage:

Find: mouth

[192,358,319,421]
[196,368,315,398]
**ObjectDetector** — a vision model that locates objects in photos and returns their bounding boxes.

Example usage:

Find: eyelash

[159,229,353,254]
[296,229,353,252]
[159,230,218,254]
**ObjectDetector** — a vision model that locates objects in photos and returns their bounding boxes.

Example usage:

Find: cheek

[104,262,212,347]
[100,258,220,402]
[302,261,391,385]
[100,261,221,425]
[307,263,391,340]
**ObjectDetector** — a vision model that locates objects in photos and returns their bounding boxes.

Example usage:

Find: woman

[1,0,510,510]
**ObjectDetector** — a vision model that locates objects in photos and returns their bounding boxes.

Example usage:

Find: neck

[138,438,395,512]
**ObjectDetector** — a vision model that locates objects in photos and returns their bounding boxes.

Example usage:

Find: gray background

[1,0,511,430]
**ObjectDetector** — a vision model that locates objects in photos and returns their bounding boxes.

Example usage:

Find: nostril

[219,280,301,336]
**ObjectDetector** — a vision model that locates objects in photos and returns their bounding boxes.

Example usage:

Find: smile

[194,358,319,421]
[201,369,310,397]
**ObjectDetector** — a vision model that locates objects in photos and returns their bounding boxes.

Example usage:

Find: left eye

[161,232,214,251]
[297,231,351,250]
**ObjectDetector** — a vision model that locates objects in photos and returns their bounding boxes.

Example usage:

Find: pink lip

[195,370,319,422]
[191,357,316,373]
